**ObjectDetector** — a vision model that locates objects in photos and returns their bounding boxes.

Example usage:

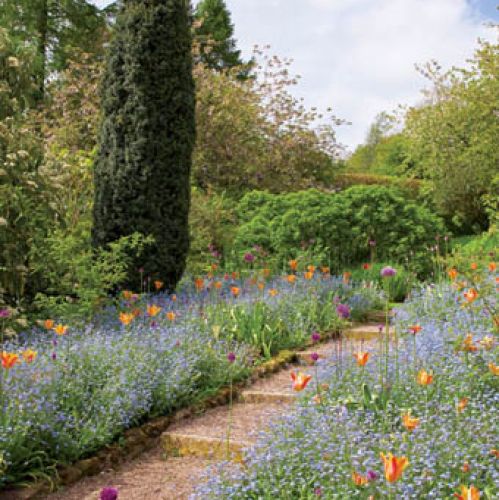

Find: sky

[91,0,498,150]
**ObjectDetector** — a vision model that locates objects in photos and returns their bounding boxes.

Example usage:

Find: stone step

[162,432,251,463]
[241,390,296,404]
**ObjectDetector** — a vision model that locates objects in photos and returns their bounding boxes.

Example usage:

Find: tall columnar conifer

[93,0,195,291]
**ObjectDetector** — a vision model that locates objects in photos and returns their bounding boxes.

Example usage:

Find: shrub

[233,186,445,275]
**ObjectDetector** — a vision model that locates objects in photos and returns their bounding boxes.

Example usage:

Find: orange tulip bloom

[286,274,296,284]
[343,271,351,283]
[409,325,422,334]
[488,362,499,375]
[249,277,257,286]
[231,286,240,297]
[290,371,312,391]
[194,278,204,292]
[1,352,19,369]
[132,308,141,318]
[154,280,164,291]
[289,259,298,271]
[147,304,162,317]
[257,282,265,291]
[53,324,68,336]
[470,263,478,270]
[462,334,478,352]
[166,312,176,321]
[262,268,271,278]
[453,485,480,500]
[448,268,458,280]
[352,471,368,486]
[231,271,239,280]
[380,452,409,483]
[461,462,470,473]
[22,349,37,363]
[269,288,278,297]
[353,351,369,366]
[402,413,420,431]
[321,266,330,274]
[307,265,316,273]
[211,263,218,271]
[362,263,371,270]
[122,290,133,300]
[417,369,433,385]
[312,394,322,405]
[489,262,496,272]
[457,397,469,413]
[463,288,478,303]
[119,312,134,326]
[304,271,314,280]
[171,294,177,302]
[490,449,499,458]
[44,319,54,330]
[214,281,223,290]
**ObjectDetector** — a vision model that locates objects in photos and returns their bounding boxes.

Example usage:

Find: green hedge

[234,186,445,275]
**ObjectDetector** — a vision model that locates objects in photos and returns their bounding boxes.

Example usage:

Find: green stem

[226,376,233,460]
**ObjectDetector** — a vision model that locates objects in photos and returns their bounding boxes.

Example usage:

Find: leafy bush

[233,186,445,275]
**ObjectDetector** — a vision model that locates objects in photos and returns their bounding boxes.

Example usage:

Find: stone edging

[1,330,340,499]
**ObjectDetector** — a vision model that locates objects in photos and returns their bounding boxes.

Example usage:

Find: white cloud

[91,0,496,149]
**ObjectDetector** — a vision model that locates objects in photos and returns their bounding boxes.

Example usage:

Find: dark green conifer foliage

[93,0,195,291]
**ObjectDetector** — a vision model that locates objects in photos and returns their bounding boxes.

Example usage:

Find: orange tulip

[353,351,369,366]
[122,290,133,300]
[231,286,240,297]
[402,413,420,432]
[249,277,257,286]
[289,259,298,271]
[321,266,330,274]
[463,288,478,303]
[132,308,141,318]
[312,394,322,405]
[231,271,239,280]
[171,294,177,302]
[304,271,314,280]
[470,263,478,270]
[53,324,68,336]
[194,278,204,292]
[269,288,278,297]
[352,471,368,486]
[290,371,312,391]
[488,362,499,376]
[211,263,218,271]
[286,274,296,284]
[1,352,19,369]
[490,449,499,458]
[417,369,433,385]
[489,262,496,272]
[380,452,409,483]
[409,325,422,334]
[307,265,316,274]
[119,312,134,326]
[262,268,271,278]
[44,319,54,330]
[461,462,470,473]
[154,280,164,291]
[166,311,176,321]
[214,281,223,290]
[448,268,458,280]
[257,282,265,291]
[22,349,37,363]
[457,397,469,413]
[453,485,480,500]
[343,271,351,283]
[147,304,162,317]
[479,336,494,350]
[462,334,478,352]
[362,263,371,270]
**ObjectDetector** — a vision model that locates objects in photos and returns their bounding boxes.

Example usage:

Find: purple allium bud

[100,487,118,500]
[378,324,384,333]
[311,352,319,362]
[51,352,57,360]
[336,303,350,319]
[244,252,255,263]
[311,332,321,343]
[52,339,58,347]
[380,266,396,277]
[367,470,379,481]
[333,296,340,304]
[369,239,376,247]
[150,321,157,329]
[227,352,236,363]
[314,487,322,496]
[0,308,10,318]
[138,268,144,274]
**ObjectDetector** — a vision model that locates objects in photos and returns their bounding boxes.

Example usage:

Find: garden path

[42,325,383,500]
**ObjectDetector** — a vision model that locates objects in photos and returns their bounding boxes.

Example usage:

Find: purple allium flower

[244,252,255,263]
[380,266,396,277]
[310,352,319,362]
[0,308,10,318]
[150,321,157,329]
[311,332,321,343]
[100,487,118,500]
[367,470,379,481]
[314,487,322,496]
[51,352,57,360]
[378,324,384,333]
[336,303,350,319]
[227,352,236,363]
[52,339,58,347]
[369,239,376,247]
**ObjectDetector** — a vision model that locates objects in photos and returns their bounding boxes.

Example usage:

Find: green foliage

[233,186,445,275]
[193,0,245,72]
[93,0,196,291]
[405,39,499,232]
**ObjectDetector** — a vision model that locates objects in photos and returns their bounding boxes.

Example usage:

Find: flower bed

[195,269,498,499]
[0,271,381,488]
